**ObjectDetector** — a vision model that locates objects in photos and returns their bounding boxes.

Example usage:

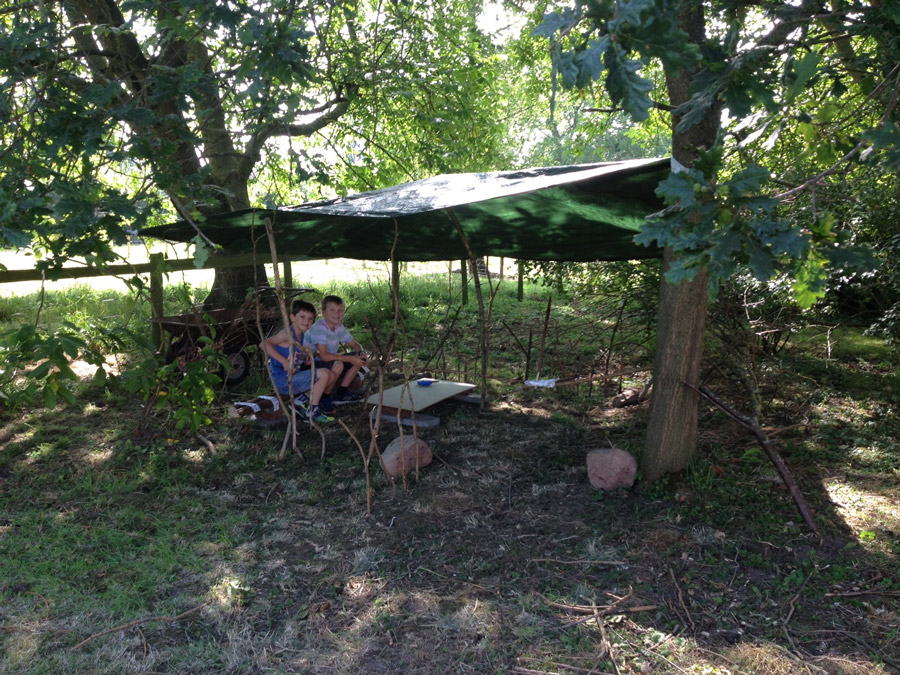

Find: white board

[366,379,475,412]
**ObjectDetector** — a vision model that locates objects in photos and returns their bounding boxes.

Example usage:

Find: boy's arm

[315,343,340,362]
[263,331,292,371]
[349,339,367,362]
[315,342,365,365]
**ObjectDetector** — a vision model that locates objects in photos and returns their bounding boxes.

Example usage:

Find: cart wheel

[222,349,251,386]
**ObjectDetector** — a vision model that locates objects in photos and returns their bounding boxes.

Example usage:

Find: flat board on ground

[366,379,475,412]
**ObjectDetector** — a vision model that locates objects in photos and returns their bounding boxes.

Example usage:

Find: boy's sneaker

[294,393,310,406]
[292,400,310,418]
[332,389,364,405]
[308,405,334,425]
[318,395,336,415]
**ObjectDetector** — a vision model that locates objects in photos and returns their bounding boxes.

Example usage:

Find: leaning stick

[694,385,820,538]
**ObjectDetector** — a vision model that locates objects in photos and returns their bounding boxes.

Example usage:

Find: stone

[586,448,637,490]
[611,388,643,408]
[381,437,433,478]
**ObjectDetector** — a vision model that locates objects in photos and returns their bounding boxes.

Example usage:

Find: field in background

[0,245,519,297]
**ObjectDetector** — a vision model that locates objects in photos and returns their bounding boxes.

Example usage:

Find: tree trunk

[641,249,709,482]
[202,258,269,309]
[640,0,719,483]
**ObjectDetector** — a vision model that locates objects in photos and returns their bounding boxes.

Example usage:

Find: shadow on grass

[1,345,898,673]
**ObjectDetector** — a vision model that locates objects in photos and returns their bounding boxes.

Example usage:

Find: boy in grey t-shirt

[304,295,368,407]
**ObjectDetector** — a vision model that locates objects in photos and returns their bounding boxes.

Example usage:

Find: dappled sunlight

[207,572,254,612]
[182,448,206,464]
[82,447,113,466]
[2,631,41,669]
[823,477,900,554]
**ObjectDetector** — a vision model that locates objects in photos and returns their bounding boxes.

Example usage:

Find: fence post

[283,259,292,287]
[150,253,165,353]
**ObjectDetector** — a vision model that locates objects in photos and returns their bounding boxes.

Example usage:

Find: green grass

[1,274,899,673]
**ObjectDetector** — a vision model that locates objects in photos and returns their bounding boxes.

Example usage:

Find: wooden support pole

[283,259,293,287]
[536,296,551,379]
[517,261,524,301]
[149,253,165,354]
[391,257,401,306]
[460,259,468,306]
[448,210,487,410]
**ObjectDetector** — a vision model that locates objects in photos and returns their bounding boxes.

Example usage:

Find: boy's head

[321,294,345,327]
[321,295,344,311]
[290,299,316,331]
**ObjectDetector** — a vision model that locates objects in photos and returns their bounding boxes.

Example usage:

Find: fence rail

[0,252,295,350]
[0,252,285,284]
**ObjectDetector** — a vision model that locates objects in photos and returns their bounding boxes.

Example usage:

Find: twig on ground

[782,568,815,653]
[824,589,900,598]
[72,602,208,650]
[540,588,635,614]
[784,569,815,628]
[668,566,696,634]
[530,558,626,567]
[597,618,622,675]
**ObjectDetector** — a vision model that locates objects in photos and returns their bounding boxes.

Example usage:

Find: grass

[1,273,899,673]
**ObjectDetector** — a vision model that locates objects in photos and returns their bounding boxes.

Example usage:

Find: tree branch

[241,89,355,177]
[692,385,820,538]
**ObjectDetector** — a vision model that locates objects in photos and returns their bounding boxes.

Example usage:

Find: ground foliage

[1,275,898,674]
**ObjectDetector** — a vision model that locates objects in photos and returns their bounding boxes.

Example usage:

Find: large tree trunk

[202,259,269,309]
[640,0,719,483]
[641,250,709,482]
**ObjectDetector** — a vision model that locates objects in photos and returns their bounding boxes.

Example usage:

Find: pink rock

[381,437,433,478]
[587,448,637,490]
[612,388,643,408]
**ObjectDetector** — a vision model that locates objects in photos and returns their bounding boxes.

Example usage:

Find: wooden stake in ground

[447,207,489,412]
[263,217,301,460]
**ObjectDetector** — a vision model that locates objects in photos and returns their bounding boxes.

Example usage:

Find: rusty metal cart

[156,288,314,386]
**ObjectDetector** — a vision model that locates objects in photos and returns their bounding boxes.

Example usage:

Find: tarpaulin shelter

[141,157,670,262]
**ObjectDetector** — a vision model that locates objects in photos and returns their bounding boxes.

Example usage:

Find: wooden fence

[0,252,296,350]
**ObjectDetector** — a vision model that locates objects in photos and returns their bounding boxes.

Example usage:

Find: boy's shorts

[272,368,313,396]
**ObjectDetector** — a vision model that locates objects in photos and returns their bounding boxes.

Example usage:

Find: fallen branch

[530,557,626,567]
[694,385,821,539]
[824,589,900,598]
[540,588,633,614]
[195,432,216,455]
[552,605,658,631]
[72,602,208,650]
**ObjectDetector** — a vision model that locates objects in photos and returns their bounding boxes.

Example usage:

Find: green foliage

[123,335,227,433]
[635,157,875,305]
[532,0,898,313]
[0,322,111,408]
[534,0,697,122]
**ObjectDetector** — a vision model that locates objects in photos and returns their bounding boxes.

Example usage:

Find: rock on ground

[381,437,433,478]
[586,448,637,490]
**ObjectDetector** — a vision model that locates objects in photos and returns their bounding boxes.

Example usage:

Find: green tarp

[141,157,670,262]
